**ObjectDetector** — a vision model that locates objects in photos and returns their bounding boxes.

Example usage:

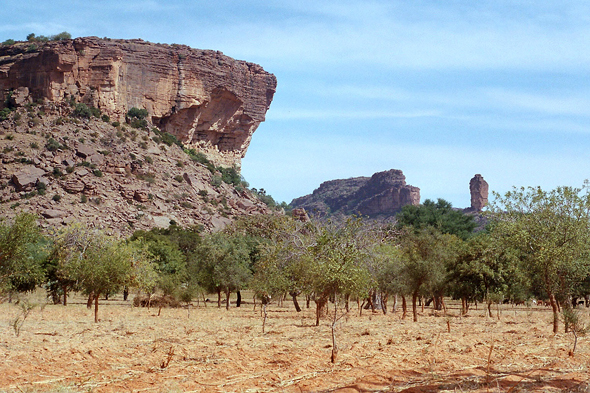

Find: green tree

[0,213,46,296]
[52,224,145,322]
[489,184,590,333]
[398,227,457,322]
[191,232,252,309]
[397,198,476,240]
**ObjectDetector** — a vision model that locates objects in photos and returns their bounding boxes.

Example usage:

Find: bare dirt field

[1,292,589,393]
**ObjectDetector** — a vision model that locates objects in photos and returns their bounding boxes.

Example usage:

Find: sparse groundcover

[0,294,588,392]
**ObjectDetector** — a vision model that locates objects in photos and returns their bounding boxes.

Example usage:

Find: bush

[101,114,110,123]
[52,194,61,202]
[80,194,88,203]
[112,121,120,127]
[127,107,148,119]
[144,156,153,164]
[45,138,63,151]
[50,32,71,41]
[174,175,183,183]
[93,169,103,177]
[2,39,15,46]
[0,108,12,120]
[211,175,222,188]
[73,103,92,119]
[90,106,101,118]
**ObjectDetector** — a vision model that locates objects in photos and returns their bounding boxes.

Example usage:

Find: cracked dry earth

[1,292,589,393]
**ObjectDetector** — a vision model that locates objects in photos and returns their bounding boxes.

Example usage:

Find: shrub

[90,106,101,118]
[211,175,222,188]
[73,103,92,119]
[2,39,15,46]
[26,44,37,52]
[45,138,63,151]
[80,194,88,203]
[50,32,71,41]
[112,121,120,127]
[5,134,14,141]
[0,108,12,121]
[52,168,64,178]
[36,182,46,195]
[52,194,61,202]
[93,169,103,177]
[101,114,110,123]
[144,156,153,164]
[174,175,183,183]
[127,107,148,119]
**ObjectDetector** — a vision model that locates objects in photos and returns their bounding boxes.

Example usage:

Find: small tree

[489,184,590,333]
[0,213,46,297]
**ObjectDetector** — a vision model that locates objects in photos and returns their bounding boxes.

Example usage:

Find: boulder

[11,166,46,191]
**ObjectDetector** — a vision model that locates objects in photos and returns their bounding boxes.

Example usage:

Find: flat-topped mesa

[0,37,277,167]
[291,169,420,217]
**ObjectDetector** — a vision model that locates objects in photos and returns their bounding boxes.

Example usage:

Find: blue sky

[3,1,590,208]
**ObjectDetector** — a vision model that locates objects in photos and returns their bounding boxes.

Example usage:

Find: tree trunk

[217,289,222,308]
[549,293,559,334]
[402,295,407,319]
[382,293,388,315]
[331,296,338,363]
[123,286,129,301]
[87,292,94,309]
[236,291,241,307]
[345,294,350,313]
[291,293,302,312]
[487,301,493,318]
[62,285,68,306]
[315,297,326,326]
[412,291,419,322]
[225,290,231,310]
[94,292,100,323]
[392,294,398,313]
[306,294,311,309]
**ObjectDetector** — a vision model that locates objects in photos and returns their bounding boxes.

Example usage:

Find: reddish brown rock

[291,169,420,217]
[11,166,46,191]
[62,179,86,194]
[134,190,150,203]
[291,208,310,222]
[469,174,489,211]
[0,37,277,167]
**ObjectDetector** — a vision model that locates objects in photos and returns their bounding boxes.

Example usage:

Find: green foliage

[50,32,72,41]
[210,175,222,188]
[0,107,12,120]
[489,183,590,333]
[174,175,183,183]
[396,198,476,240]
[0,213,46,294]
[52,194,61,202]
[190,232,252,308]
[72,103,92,119]
[2,39,15,46]
[127,107,148,120]
[92,169,103,177]
[218,166,241,186]
[45,138,65,151]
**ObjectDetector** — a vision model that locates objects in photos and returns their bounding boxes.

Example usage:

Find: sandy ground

[0,292,589,393]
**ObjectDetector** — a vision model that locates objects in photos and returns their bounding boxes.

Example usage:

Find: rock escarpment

[0,37,277,167]
[290,169,420,218]
[0,37,278,235]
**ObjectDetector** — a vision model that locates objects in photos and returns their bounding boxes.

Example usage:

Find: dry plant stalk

[160,346,174,369]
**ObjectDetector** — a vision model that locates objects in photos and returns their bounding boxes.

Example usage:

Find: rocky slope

[290,169,420,218]
[0,38,277,235]
[0,37,277,167]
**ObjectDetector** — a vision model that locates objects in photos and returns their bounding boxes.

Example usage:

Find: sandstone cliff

[0,38,277,235]
[0,37,277,167]
[290,169,420,218]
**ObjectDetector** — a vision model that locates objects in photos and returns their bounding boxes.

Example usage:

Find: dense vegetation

[3,182,590,352]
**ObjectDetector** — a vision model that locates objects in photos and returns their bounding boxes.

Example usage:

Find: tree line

[2,183,590,337]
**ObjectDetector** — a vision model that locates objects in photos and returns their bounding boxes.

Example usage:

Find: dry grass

[0,291,589,392]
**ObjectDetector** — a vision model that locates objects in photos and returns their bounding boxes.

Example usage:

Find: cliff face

[290,169,420,218]
[0,37,278,235]
[0,37,277,167]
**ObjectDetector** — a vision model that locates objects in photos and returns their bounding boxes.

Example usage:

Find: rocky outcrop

[291,169,420,218]
[0,37,277,167]
[469,174,488,212]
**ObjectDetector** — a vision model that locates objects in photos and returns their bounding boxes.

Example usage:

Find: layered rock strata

[0,37,277,167]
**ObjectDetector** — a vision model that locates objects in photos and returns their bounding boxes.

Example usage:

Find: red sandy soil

[1,292,589,392]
